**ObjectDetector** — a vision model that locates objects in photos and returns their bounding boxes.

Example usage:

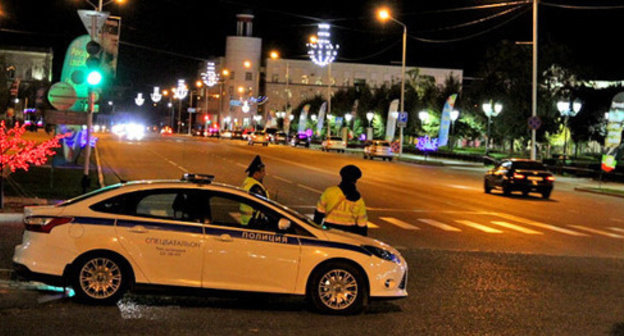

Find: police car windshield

[56,184,122,207]
[250,193,323,229]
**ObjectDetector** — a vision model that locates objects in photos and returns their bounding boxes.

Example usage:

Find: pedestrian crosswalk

[304,212,624,239]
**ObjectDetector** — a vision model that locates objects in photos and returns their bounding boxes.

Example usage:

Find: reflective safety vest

[316,186,367,228]
[240,177,269,225]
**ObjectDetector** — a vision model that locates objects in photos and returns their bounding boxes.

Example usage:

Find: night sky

[2,0,623,91]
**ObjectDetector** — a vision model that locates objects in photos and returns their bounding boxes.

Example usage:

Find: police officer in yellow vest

[240,155,269,225]
[314,165,368,236]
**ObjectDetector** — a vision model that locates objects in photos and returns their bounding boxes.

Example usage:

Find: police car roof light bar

[182,173,215,184]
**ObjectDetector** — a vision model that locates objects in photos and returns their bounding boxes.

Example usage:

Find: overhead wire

[541,2,624,10]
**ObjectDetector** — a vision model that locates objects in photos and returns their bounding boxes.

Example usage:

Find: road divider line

[568,225,624,239]
[235,163,247,168]
[272,175,293,184]
[608,227,624,233]
[417,219,462,232]
[488,212,588,237]
[380,217,420,230]
[454,220,502,233]
[148,149,189,173]
[297,184,323,194]
[490,221,543,235]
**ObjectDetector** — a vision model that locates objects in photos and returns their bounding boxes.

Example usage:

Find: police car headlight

[362,245,400,264]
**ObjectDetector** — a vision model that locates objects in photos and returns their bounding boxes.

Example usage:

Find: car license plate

[528,176,542,181]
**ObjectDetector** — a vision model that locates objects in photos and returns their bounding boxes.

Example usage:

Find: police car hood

[322,228,394,251]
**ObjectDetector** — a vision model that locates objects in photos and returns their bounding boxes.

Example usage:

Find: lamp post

[482,101,503,156]
[450,109,460,149]
[173,79,188,133]
[556,98,582,159]
[366,112,374,141]
[378,8,407,157]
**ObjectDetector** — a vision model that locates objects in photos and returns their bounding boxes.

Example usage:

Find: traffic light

[85,40,103,86]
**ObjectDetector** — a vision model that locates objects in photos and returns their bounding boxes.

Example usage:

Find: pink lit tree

[0,121,68,208]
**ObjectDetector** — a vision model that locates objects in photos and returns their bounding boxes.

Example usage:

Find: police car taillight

[24,217,74,233]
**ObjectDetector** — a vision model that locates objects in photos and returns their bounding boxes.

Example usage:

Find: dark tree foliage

[0,56,8,115]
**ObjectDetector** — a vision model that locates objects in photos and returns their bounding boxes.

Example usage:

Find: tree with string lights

[0,121,68,208]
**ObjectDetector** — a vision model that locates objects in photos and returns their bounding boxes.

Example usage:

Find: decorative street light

[173,79,188,133]
[482,101,503,156]
[134,93,144,106]
[150,87,162,103]
[344,113,352,127]
[307,23,338,139]
[556,98,582,159]
[378,7,407,157]
[366,112,374,126]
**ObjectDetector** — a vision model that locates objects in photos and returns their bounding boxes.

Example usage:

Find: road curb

[574,187,624,198]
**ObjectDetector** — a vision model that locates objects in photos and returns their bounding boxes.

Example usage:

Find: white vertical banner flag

[385,99,399,142]
[438,94,458,147]
[317,102,327,133]
[298,104,310,133]
[283,106,293,133]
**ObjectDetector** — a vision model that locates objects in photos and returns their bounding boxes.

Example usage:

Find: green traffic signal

[87,70,102,86]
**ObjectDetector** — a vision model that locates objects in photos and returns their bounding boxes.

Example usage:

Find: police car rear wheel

[72,254,129,304]
[308,262,367,315]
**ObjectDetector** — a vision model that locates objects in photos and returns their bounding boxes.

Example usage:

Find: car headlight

[362,245,400,264]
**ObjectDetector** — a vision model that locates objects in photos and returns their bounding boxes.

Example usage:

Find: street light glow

[270,50,280,60]
[378,8,391,21]
[243,60,251,68]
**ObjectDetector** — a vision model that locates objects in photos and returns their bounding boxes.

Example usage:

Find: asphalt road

[2,133,624,335]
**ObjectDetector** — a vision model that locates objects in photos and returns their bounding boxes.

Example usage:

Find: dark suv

[484,159,555,199]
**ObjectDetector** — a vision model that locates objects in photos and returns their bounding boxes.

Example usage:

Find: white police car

[13,174,407,314]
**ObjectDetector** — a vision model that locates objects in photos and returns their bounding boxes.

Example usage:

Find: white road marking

[417,219,462,232]
[304,215,378,229]
[490,221,543,235]
[454,220,503,233]
[610,218,624,223]
[380,217,420,230]
[446,184,479,191]
[608,227,624,233]
[488,212,588,237]
[272,175,293,184]
[568,225,624,239]
[297,184,323,194]
[235,162,247,168]
[148,150,189,173]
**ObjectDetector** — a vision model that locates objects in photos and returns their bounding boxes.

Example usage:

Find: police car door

[202,192,300,293]
[108,189,205,287]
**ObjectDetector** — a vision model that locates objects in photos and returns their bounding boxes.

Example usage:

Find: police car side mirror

[278,218,291,231]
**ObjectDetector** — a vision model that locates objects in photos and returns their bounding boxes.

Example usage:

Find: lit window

[245,72,253,81]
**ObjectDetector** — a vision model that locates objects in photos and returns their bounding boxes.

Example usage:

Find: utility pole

[530,0,538,160]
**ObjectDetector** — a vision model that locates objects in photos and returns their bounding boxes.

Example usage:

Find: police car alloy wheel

[308,261,368,315]
[72,253,129,304]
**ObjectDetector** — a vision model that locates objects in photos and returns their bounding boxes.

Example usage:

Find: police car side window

[208,193,280,233]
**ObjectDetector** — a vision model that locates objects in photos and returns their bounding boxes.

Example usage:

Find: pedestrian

[240,155,269,225]
[314,164,368,236]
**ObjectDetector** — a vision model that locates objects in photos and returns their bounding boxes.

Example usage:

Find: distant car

[321,136,346,152]
[160,126,173,136]
[364,140,394,161]
[231,131,243,140]
[248,131,269,146]
[289,133,311,148]
[484,159,555,199]
[13,173,408,314]
[273,131,287,144]
[220,130,233,139]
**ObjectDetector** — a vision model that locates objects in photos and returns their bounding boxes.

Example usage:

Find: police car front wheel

[71,253,130,304]
[308,261,368,315]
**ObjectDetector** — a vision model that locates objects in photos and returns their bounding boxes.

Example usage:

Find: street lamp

[450,109,460,149]
[344,113,352,127]
[418,110,430,124]
[482,101,503,156]
[173,79,188,133]
[377,7,407,157]
[556,98,582,159]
